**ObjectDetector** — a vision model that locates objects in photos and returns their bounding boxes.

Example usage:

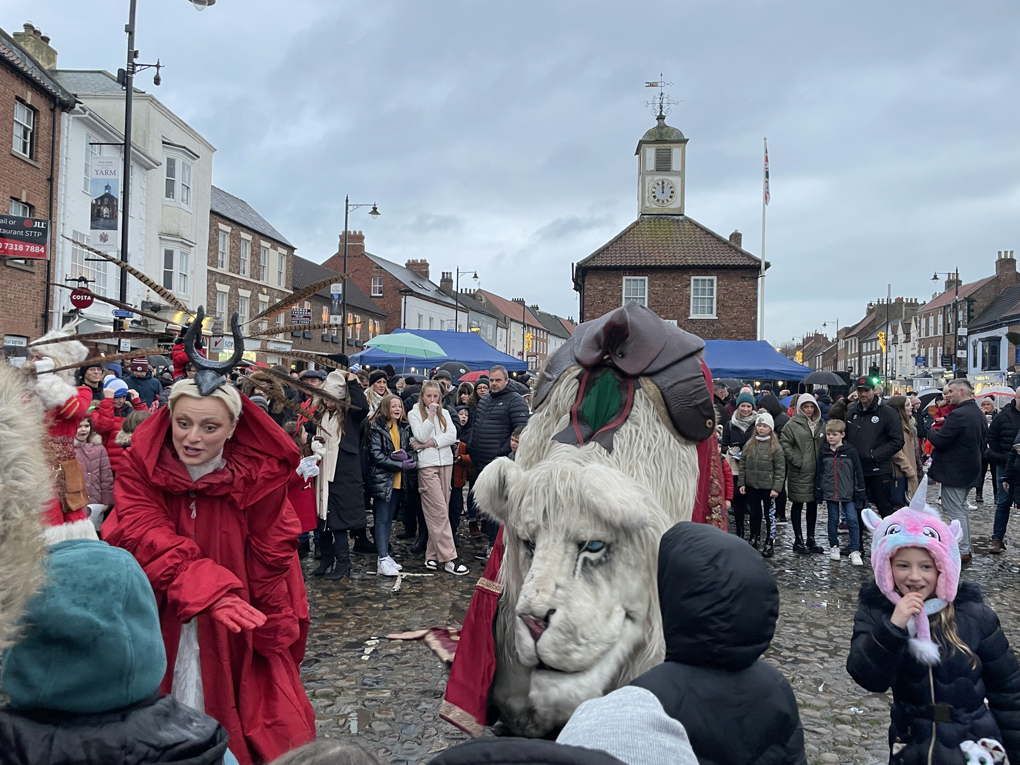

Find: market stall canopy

[350,329,527,373]
[702,340,814,381]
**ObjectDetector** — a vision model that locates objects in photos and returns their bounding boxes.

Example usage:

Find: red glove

[208,594,267,633]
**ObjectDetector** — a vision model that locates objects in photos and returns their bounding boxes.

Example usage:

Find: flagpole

[759,136,768,341]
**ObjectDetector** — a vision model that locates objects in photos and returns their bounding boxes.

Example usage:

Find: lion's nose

[520,610,556,643]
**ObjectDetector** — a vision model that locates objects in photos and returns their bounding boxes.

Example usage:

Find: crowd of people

[6,318,1020,765]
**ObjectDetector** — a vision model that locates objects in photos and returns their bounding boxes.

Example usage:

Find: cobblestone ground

[302,477,1020,765]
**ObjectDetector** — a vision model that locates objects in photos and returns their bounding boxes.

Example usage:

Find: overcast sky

[14,1,1020,344]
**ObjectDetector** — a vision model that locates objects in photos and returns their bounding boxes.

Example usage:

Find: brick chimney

[338,230,365,259]
[406,259,430,280]
[439,271,453,292]
[729,230,742,249]
[944,275,962,292]
[996,249,1018,287]
[13,23,57,69]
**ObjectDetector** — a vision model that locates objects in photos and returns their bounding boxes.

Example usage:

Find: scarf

[754,433,771,442]
[731,411,756,432]
[906,597,950,665]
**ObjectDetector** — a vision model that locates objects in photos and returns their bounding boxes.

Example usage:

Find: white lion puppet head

[476,457,670,737]
[26,321,88,410]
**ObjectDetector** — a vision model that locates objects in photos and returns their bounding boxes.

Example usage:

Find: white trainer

[830,546,841,561]
[378,557,401,577]
[384,555,402,571]
[850,551,863,566]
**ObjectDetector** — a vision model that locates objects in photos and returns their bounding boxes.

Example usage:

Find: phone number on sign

[0,240,46,255]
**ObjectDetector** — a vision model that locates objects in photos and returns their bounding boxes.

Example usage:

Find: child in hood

[846,479,1020,764]
[737,411,786,557]
[631,522,807,765]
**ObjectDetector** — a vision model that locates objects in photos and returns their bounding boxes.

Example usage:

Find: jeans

[941,484,972,555]
[993,466,1012,541]
[827,501,860,551]
[374,489,402,558]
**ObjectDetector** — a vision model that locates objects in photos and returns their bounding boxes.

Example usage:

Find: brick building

[473,291,549,371]
[289,254,386,362]
[0,24,74,349]
[572,110,764,340]
[205,186,294,364]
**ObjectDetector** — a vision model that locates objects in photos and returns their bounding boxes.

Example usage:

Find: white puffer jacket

[407,404,458,468]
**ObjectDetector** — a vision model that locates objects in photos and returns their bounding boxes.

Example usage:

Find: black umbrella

[802,370,845,386]
[436,361,472,380]
[147,354,171,371]
[916,388,943,408]
[717,377,743,390]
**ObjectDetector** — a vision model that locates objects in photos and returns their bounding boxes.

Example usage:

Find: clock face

[649,178,676,206]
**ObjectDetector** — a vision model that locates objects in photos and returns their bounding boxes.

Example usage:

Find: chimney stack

[405,259,430,280]
[338,230,365,260]
[12,23,58,69]
[729,230,742,249]
[996,249,1018,287]
[439,271,453,292]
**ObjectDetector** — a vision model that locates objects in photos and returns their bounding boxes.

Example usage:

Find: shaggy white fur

[478,364,699,737]
[0,364,49,651]
[29,323,88,411]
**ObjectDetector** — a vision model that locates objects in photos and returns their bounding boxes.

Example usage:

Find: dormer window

[654,147,671,171]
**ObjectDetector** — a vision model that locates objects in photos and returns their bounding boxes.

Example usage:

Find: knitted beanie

[369,370,388,386]
[862,476,963,665]
[104,378,129,398]
[754,411,775,431]
[736,392,755,408]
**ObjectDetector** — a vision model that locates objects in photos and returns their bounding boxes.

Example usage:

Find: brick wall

[0,66,62,343]
[579,267,759,340]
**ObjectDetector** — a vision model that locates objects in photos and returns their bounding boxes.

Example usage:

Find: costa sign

[69,288,95,309]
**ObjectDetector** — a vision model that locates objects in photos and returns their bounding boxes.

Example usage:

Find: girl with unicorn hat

[847,477,1020,764]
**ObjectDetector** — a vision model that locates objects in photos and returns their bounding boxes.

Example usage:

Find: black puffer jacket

[467,386,530,470]
[364,419,416,502]
[758,395,790,435]
[847,581,1020,765]
[986,404,1020,467]
[0,694,231,765]
[845,397,904,476]
[631,522,807,765]
[928,399,986,488]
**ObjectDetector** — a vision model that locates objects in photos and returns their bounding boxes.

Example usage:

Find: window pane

[217,231,227,269]
[216,291,226,321]
[13,101,34,156]
[622,278,646,307]
[240,240,249,276]
[277,252,285,287]
[238,296,249,325]
[163,249,175,290]
[371,276,383,297]
[178,251,189,293]
[260,247,268,281]
[83,133,97,193]
[9,199,30,216]
[181,161,192,206]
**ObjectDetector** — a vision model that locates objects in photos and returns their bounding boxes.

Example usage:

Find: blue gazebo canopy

[703,340,814,381]
[350,329,527,373]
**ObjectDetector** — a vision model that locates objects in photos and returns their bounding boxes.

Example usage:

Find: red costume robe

[41,385,93,529]
[106,398,315,764]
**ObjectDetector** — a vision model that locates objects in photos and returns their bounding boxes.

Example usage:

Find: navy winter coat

[985,404,1020,467]
[814,442,868,506]
[126,372,162,407]
[467,386,530,471]
[847,581,1020,765]
[845,397,905,476]
[631,522,807,765]
[928,399,987,488]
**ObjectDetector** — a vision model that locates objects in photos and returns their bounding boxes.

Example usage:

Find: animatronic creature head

[474,302,719,737]
[476,459,668,736]
[862,476,962,665]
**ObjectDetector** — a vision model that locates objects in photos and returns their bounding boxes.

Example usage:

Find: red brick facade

[579,267,759,340]
[0,57,66,344]
[324,231,407,329]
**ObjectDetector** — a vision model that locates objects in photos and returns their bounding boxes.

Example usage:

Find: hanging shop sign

[90,156,120,250]
[0,215,48,259]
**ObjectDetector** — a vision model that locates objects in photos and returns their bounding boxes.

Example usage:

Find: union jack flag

[764,139,770,206]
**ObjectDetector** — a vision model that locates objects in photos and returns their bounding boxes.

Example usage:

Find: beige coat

[891,419,919,500]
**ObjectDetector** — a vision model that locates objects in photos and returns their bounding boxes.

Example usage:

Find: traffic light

[868,365,881,387]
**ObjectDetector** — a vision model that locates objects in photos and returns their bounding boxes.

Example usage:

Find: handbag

[890,475,909,508]
[57,459,89,513]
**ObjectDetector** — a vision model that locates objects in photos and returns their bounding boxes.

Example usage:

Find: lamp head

[189,0,215,9]
[369,204,380,219]
[932,272,939,282]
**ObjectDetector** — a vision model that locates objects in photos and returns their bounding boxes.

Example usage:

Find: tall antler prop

[186,307,244,396]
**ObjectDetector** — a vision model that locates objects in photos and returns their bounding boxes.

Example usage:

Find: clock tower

[636,110,687,216]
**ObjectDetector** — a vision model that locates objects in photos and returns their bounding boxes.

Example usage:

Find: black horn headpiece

[185,306,244,396]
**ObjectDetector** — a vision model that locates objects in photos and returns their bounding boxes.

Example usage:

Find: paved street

[301,478,1020,765]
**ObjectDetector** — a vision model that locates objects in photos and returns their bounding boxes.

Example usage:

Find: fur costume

[443,303,725,737]
[27,323,99,543]
[862,476,963,665]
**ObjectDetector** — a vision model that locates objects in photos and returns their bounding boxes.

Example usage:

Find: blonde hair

[416,381,448,432]
[825,419,846,435]
[933,603,978,668]
[167,379,242,422]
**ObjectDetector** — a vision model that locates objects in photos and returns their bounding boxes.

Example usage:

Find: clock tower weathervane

[637,74,687,216]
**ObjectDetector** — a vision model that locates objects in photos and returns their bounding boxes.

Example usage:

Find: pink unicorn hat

[861,476,963,665]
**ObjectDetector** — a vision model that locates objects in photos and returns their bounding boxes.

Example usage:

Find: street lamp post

[822,319,839,371]
[453,268,479,333]
[932,269,961,378]
[341,196,380,349]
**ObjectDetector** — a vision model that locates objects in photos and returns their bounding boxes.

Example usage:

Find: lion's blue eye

[579,541,605,554]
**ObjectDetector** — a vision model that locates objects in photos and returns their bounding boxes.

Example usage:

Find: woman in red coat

[106,377,315,764]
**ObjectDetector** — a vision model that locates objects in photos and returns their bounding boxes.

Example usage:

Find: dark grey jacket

[928,398,987,488]
[779,413,825,502]
[845,397,904,476]
[814,442,867,506]
[467,386,530,471]
[737,438,786,493]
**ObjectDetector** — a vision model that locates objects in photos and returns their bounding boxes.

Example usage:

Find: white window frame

[690,276,717,318]
[83,133,99,193]
[238,295,249,326]
[239,239,250,277]
[622,276,648,308]
[161,245,191,295]
[371,276,383,297]
[215,290,227,322]
[259,245,269,282]
[217,230,228,270]
[277,250,285,287]
[163,152,194,209]
[13,100,34,158]
[70,231,109,297]
[258,296,269,331]
[9,199,30,217]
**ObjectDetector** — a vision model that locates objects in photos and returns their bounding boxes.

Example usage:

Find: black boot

[807,536,825,554]
[749,535,760,550]
[312,536,335,576]
[351,528,375,554]
[761,536,775,558]
[297,540,310,558]
[792,533,809,555]
[411,528,428,555]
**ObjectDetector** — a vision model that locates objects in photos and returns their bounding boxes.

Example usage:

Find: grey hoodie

[557,686,698,765]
